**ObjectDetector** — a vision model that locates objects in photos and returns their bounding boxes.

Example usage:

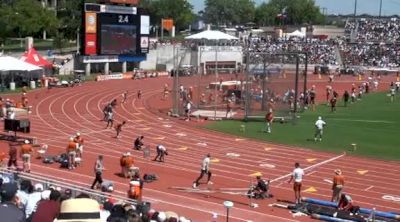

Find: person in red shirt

[338,193,359,214]
[66,137,77,170]
[265,109,274,133]
[31,189,61,222]
[330,96,337,112]
[115,121,126,139]
[7,144,18,169]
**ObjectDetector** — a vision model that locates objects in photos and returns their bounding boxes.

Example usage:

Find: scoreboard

[83,3,150,56]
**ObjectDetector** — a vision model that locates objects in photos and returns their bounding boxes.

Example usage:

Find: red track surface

[0,75,399,222]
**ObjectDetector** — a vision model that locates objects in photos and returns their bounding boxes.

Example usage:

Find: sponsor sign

[96,74,124,81]
[85,34,97,55]
[85,12,97,33]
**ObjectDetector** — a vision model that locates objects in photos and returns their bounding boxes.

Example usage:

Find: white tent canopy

[0,56,42,72]
[286,30,305,38]
[185,30,238,40]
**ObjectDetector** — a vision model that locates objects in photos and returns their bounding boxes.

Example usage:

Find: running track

[0,76,399,222]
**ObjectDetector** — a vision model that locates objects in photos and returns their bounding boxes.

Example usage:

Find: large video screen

[100,24,137,55]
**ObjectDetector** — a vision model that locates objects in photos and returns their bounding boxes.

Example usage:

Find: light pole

[223,201,234,222]
[354,0,357,19]
[214,41,219,120]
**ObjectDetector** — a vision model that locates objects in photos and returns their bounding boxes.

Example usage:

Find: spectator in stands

[100,201,113,221]
[0,182,25,222]
[16,179,33,211]
[31,189,61,222]
[56,198,101,222]
[25,183,44,219]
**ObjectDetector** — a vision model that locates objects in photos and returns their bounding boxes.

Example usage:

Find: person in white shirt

[314,116,326,141]
[288,162,305,204]
[7,109,15,120]
[153,145,168,162]
[185,101,192,121]
[193,154,213,188]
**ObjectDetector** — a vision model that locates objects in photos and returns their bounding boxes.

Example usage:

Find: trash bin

[30,80,36,89]
[10,82,16,91]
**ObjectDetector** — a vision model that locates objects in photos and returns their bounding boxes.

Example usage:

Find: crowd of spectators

[0,174,193,222]
[247,37,339,65]
[341,18,400,67]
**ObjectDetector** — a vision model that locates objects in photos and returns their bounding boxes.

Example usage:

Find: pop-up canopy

[185,30,238,40]
[0,56,42,71]
[21,47,52,68]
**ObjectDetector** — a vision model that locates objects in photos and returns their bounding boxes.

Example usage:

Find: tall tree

[204,0,255,26]
[57,0,96,40]
[0,0,58,39]
[140,0,194,30]
[255,0,324,26]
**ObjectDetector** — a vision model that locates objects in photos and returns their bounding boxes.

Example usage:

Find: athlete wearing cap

[21,140,33,172]
[314,116,326,141]
[332,169,345,202]
[288,162,305,204]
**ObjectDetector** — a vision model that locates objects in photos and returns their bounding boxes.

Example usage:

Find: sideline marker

[211,158,220,163]
[307,158,317,163]
[249,172,263,177]
[357,170,368,175]
[304,187,317,193]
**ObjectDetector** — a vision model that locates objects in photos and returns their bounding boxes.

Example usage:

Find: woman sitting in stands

[338,193,360,214]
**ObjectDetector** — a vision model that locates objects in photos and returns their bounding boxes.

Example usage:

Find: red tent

[20,47,52,68]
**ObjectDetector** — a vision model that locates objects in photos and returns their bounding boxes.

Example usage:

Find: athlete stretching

[193,154,213,188]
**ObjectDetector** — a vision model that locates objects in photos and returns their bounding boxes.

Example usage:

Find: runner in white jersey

[288,162,305,204]
[193,154,213,188]
[314,116,326,141]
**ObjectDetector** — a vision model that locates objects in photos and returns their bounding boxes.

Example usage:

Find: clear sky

[189,0,400,16]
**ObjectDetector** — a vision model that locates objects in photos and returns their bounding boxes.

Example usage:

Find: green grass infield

[206,92,400,160]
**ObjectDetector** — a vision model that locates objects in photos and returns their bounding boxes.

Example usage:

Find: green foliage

[0,0,58,40]
[140,0,194,30]
[204,0,255,26]
[53,31,66,54]
[255,0,324,26]
[57,0,96,40]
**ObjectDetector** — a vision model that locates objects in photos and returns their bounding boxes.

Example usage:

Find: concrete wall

[140,45,243,72]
